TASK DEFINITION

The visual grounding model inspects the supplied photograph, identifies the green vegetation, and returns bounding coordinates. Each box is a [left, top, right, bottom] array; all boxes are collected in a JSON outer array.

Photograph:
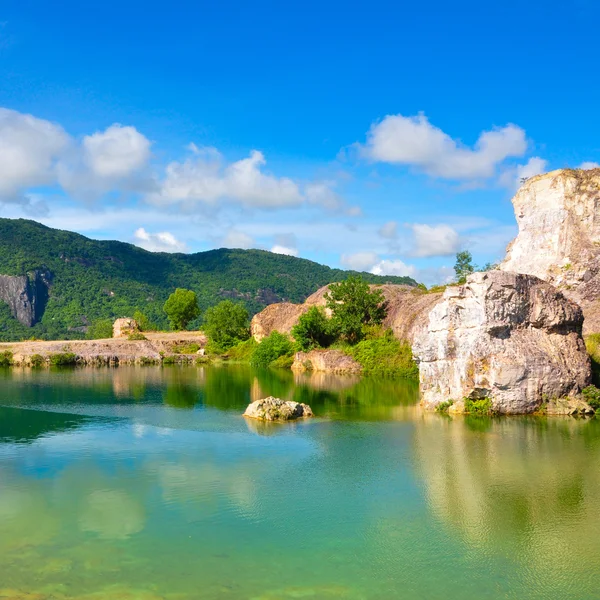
[[86, 319, 113, 340], [127, 332, 147, 341], [292, 306, 336, 351], [454, 251, 475, 284], [163, 288, 200, 331], [29, 354, 45, 367], [346, 328, 418, 378], [172, 342, 200, 354], [228, 337, 258, 361], [203, 300, 250, 352], [133, 310, 155, 332], [250, 331, 295, 368], [582, 385, 600, 409], [585, 334, 600, 385], [436, 399, 454, 413], [0, 350, 14, 366], [0, 218, 416, 341], [325, 276, 387, 344], [49, 352, 78, 366], [464, 397, 494, 416]]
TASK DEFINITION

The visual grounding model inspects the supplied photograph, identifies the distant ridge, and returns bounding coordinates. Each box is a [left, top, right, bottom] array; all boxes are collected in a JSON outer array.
[[0, 218, 417, 341]]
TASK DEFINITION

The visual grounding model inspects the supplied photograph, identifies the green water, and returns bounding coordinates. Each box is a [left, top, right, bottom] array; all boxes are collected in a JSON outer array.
[[1, 366, 600, 599]]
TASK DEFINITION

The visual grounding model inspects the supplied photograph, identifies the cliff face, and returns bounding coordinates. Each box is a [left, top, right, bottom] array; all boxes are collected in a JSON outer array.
[[500, 168, 600, 332], [0, 270, 51, 326]]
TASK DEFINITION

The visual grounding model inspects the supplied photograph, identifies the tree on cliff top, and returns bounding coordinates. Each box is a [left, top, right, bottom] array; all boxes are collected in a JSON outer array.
[[454, 251, 475, 284], [325, 276, 387, 344], [203, 300, 250, 352], [163, 288, 200, 331]]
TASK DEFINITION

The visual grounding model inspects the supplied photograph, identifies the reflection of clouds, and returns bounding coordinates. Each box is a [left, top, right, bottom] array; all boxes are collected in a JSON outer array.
[[79, 490, 145, 539], [414, 414, 600, 587]]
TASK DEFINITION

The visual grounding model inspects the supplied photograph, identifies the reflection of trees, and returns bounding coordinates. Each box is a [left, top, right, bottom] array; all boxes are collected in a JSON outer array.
[[162, 369, 201, 409], [413, 414, 600, 585]]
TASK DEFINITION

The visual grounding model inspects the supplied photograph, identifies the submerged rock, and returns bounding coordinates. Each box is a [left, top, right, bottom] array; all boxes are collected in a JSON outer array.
[[413, 271, 591, 414], [243, 397, 314, 421]]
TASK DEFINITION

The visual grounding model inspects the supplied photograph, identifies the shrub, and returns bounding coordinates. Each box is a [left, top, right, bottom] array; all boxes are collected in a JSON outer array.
[[133, 310, 155, 332], [86, 319, 113, 340], [346, 329, 418, 378], [0, 350, 14, 366], [228, 337, 258, 361], [128, 332, 147, 341], [203, 300, 250, 352], [163, 288, 200, 331], [582, 385, 600, 409], [464, 397, 494, 416], [325, 276, 387, 344], [195, 355, 211, 365], [162, 355, 177, 365], [436, 400, 454, 413], [270, 354, 295, 369], [292, 306, 337, 351], [138, 356, 159, 366], [30, 354, 45, 368], [585, 334, 600, 385], [49, 352, 78, 366], [172, 342, 200, 354], [250, 331, 294, 368]]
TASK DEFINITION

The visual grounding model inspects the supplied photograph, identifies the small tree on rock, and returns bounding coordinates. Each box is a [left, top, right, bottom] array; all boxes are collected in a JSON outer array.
[[454, 251, 475, 284], [325, 276, 387, 345], [163, 288, 200, 331], [204, 300, 250, 352]]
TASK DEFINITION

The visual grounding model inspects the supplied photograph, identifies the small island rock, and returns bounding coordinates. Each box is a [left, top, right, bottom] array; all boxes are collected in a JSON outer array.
[[243, 397, 314, 421]]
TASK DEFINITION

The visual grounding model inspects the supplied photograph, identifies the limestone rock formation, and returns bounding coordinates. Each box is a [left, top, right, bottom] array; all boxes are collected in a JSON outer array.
[[412, 271, 591, 414], [292, 349, 363, 374], [0, 270, 51, 326], [500, 168, 600, 333], [112, 318, 139, 338], [251, 284, 441, 343], [243, 397, 314, 421]]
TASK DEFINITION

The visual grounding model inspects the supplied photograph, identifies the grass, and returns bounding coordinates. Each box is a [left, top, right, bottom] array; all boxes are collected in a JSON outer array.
[[585, 334, 600, 385], [435, 399, 454, 413], [0, 350, 13, 366], [172, 342, 200, 354], [464, 397, 494, 416], [127, 332, 148, 341], [49, 352, 78, 366], [226, 337, 259, 361]]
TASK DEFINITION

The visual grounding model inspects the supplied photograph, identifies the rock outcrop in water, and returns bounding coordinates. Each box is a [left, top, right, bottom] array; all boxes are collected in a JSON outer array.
[[0, 269, 51, 326], [243, 397, 314, 421], [412, 271, 591, 414], [500, 168, 600, 333]]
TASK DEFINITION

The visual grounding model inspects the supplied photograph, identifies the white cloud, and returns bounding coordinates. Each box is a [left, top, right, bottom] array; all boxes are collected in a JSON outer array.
[[361, 113, 527, 180], [579, 161, 600, 170], [370, 259, 416, 278], [0, 108, 69, 203], [270, 245, 298, 256], [83, 124, 151, 178], [499, 156, 547, 190], [341, 251, 380, 271], [411, 223, 461, 257], [378, 221, 398, 239], [148, 148, 303, 209], [133, 228, 187, 252], [221, 230, 256, 249]]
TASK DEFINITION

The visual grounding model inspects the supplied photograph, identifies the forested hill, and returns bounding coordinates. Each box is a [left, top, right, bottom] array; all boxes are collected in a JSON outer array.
[[0, 218, 418, 341]]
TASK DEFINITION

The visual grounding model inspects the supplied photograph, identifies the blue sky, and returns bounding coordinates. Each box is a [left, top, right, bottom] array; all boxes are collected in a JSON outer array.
[[1, 0, 599, 284]]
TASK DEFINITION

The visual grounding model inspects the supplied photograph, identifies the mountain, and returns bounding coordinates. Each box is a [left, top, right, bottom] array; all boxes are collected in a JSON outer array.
[[0, 218, 418, 341]]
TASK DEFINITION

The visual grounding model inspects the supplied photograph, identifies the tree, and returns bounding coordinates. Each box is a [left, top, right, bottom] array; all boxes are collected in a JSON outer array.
[[203, 300, 250, 351], [86, 319, 113, 340], [133, 310, 153, 332], [292, 306, 337, 351], [250, 331, 294, 367], [163, 288, 200, 331], [325, 276, 387, 345], [454, 251, 475, 284]]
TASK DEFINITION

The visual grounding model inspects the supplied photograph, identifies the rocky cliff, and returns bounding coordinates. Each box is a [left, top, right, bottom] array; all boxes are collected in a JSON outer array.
[[412, 271, 590, 413], [500, 168, 600, 333], [0, 270, 51, 326]]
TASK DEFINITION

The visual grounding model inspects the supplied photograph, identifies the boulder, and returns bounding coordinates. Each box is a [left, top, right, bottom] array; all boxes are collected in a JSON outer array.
[[500, 168, 600, 333], [412, 271, 591, 414], [113, 318, 139, 339], [292, 349, 362, 374], [243, 397, 314, 421]]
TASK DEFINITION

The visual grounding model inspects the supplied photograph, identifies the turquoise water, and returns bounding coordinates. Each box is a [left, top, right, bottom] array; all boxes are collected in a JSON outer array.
[[1, 365, 600, 599]]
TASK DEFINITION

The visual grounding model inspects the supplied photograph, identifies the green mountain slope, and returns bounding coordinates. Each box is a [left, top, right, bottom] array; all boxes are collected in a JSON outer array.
[[0, 218, 418, 341]]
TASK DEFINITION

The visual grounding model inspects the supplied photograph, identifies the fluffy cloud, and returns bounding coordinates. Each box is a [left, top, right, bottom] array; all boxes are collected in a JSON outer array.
[[83, 124, 151, 178], [133, 228, 187, 252], [270, 245, 298, 256], [148, 148, 303, 209], [410, 223, 461, 257], [341, 251, 380, 271], [221, 230, 256, 249], [370, 259, 416, 277], [361, 113, 527, 180], [0, 108, 69, 203], [579, 161, 600, 170], [500, 156, 547, 190]]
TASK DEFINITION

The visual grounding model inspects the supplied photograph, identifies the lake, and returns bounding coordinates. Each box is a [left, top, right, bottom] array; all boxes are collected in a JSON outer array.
[[1, 365, 600, 599]]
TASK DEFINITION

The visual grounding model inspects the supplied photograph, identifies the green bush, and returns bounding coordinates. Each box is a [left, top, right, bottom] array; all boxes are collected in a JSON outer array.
[[228, 337, 258, 361], [346, 329, 418, 378], [582, 385, 600, 409], [133, 310, 155, 332], [162, 355, 177, 365], [270, 354, 295, 369], [49, 352, 78, 366], [586, 334, 600, 386], [0, 350, 14, 366], [128, 332, 147, 341], [436, 400, 454, 413], [163, 288, 200, 331], [325, 276, 387, 344], [464, 397, 494, 416], [29, 354, 45, 367], [292, 306, 337, 351], [203, 300, 250, 352], [172, 342, 200, 354], [251, 331, 295, 368], [138, 356, 160, 366], [86, 319, 113, 340]]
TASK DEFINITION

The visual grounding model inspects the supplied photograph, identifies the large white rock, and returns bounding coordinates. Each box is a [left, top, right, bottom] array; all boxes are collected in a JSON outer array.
[[412, 271, 591, 414], [243, 397, 314, 421]]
